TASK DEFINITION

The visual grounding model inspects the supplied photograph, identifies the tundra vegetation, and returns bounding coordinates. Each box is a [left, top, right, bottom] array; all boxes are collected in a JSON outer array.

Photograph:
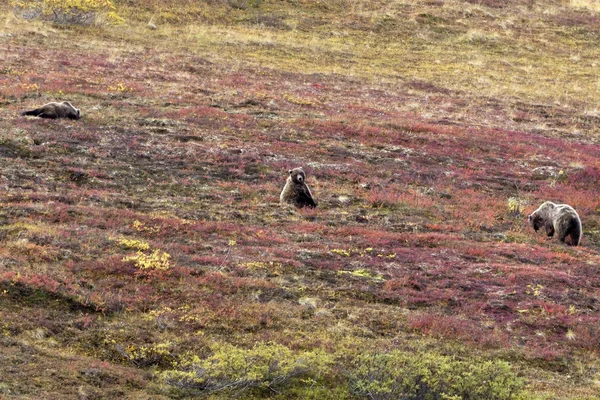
[[1, 0, 600, 398]]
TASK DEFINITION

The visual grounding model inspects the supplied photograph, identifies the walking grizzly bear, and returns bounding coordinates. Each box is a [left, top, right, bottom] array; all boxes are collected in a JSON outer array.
[[280, 167, 317, 208], [21, 101, 81, 120], [528, 201, 582, 246]]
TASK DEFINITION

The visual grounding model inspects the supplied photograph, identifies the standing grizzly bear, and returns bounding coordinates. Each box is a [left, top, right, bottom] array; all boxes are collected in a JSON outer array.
[[280, 167, 317, 208], [528, 201, 582, 246], [21, 102, 81, 120]]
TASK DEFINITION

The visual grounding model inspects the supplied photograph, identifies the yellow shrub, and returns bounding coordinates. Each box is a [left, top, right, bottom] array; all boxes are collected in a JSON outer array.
[[132, 220, 160, 234], [123, 249, 171, 271], [117, 238, 150, 251], [108, 82, 133, 92], [507, 197, 523, 215], [330, 248, 351, 257]]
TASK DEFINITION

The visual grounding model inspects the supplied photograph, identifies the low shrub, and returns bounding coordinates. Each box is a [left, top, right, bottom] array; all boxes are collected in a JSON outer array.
[[159, 341, 333, 396], [347, 351, 525, 400], [123, 249, 171, 271], [159, 341, 525, 399]]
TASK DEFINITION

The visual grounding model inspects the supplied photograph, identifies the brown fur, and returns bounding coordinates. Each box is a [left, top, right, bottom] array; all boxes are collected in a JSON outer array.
[[21, 102, 80, 120], [280, 167, 317, 208], [528, 201, 582, 246]]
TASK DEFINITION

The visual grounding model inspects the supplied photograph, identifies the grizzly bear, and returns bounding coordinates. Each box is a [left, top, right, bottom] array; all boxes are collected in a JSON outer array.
[[528, 201, 582, 246], [280, 167, 317, 208], [21, 102, 81, 120]]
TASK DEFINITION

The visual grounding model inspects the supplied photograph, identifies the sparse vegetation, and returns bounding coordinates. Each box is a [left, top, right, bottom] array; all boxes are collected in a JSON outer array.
[[10, 0, 121, 25], [2, 0, 600, 399]]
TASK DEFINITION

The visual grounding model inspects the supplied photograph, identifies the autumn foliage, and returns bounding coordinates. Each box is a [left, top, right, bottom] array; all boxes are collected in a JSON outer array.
[[2, 0, 600, 399]]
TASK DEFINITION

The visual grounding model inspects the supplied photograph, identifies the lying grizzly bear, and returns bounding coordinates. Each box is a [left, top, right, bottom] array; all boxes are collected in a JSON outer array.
[[21, 101, 80, 120]]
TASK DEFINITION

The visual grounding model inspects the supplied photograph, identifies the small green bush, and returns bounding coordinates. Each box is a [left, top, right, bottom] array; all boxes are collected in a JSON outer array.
[[159, 342, 333, 396], [347, 351, 525, 400]]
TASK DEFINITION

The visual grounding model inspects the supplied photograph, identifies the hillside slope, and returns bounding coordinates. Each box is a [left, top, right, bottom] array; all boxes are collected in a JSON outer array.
[[1, 0, 600, 398]]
